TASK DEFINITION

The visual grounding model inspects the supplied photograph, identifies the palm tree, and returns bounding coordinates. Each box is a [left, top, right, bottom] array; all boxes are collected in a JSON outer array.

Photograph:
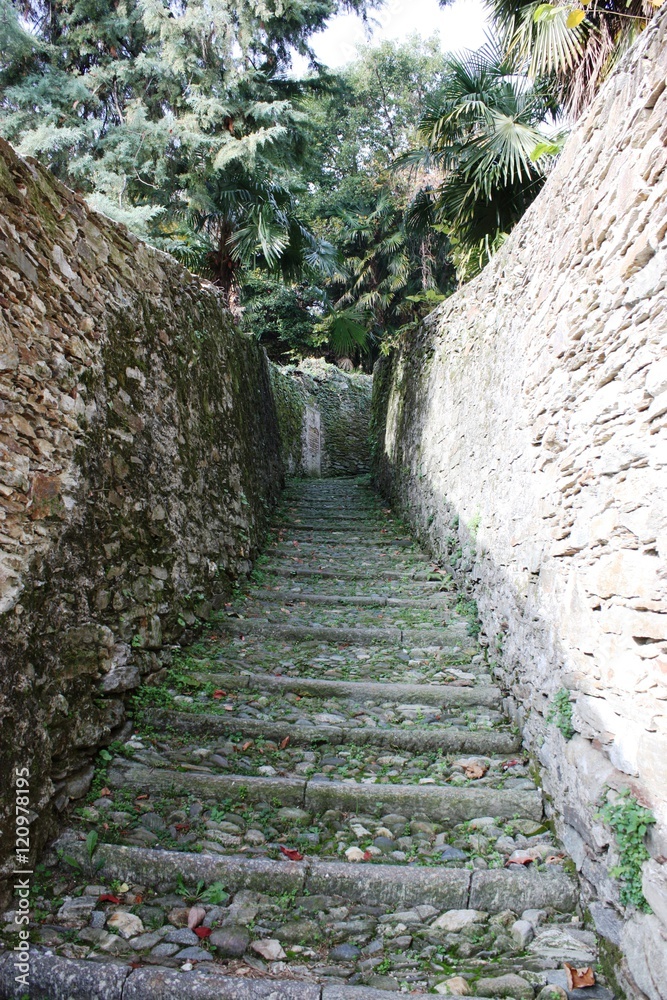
[[400, 38, 559, 280], [162, 165, 338, 311], [321, 189, 452, 361], [484, 0, 659, 117]]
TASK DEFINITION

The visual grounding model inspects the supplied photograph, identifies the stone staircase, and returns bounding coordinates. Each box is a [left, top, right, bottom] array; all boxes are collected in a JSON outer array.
[[0, 478, 611, 999]]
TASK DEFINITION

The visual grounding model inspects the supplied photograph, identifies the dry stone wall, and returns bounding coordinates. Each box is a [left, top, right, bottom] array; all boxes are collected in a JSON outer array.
[[371, 11, 667, 998], [0, 138, 285, 898], [271, 358, 373, 477]]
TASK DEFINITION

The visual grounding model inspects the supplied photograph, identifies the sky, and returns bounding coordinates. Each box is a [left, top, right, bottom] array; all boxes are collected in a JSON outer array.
[[295, 0, 489, 71]]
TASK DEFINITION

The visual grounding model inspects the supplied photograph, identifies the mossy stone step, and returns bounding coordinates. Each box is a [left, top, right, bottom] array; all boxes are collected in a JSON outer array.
[[144, 709, 521, 754], [247, 591, 451, 608], [220, 621, 461, 647], [269, 544, 429, 561], [54, 835, 577, 912], [144, 709, 523, 754], [107, 762, 542, 823], [189, 671, 500, 706]]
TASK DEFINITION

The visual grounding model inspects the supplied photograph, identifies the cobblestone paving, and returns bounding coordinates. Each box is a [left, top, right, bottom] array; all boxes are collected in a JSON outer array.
[[0, 479, 615, 1000]]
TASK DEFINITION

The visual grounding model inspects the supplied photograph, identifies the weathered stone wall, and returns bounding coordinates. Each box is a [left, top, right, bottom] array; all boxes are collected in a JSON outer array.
[[271, 358, 373, 477], [0, 139, 285, 897], [371, 12, 667, 998]]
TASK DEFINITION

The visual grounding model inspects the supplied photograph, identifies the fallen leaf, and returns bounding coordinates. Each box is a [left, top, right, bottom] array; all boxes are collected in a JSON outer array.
[[100, 787, 111, 797], [545, 853, 565, 864], [174, 822, 190, 832], [136, 794, 149, 800], [194, 926, 211, 938], [279, 845, 304, 861], [118, 883, 130, 893], [565, 964, 595, 989], [188, 906, 206, 929], [212, 690, 226, 699], [362, 850, 373, 861], [501, 759, 523, 770], [99, 894, 121, 903], [464, 763, 487, 779], [129, 962, 142, 969], [280, 736, 290, 749], [241, 740, 253, 751], [135, 895, 143, 904]]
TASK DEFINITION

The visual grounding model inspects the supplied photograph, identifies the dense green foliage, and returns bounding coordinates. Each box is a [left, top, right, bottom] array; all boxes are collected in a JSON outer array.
[[1, 0, 659, 360]]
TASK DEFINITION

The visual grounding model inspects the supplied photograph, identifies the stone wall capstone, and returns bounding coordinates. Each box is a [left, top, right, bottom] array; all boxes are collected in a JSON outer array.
[[0, 138, 285, 898], [371, 11, 667, 998]]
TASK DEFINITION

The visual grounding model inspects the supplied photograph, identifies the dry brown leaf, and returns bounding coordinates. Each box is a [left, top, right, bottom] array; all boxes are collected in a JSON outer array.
[[565, 964, 595, 989], [280, 736, 290, 749], [464, 763, 487, 779]]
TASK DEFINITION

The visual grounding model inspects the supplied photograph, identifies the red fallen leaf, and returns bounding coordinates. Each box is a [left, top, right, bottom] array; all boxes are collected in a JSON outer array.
[[279, 845, 304, 861], [501, 759, 522, 771], [136, 794, 149, 800], [212, 690, 226, 699], [280, 736, 290, 749], [362, 850, 373, 861], [135, 895, 143, 904], [241, 740, 253, 751], [223, 705, 235, 712], [99, 894, 121, 903], [565, 965, 595, 989], [545, 853, 565, 864], [129, 962, 142, 969], [194, 927, 211, 938], [174, 822, 190, 832], [100, 787, 111, 796]]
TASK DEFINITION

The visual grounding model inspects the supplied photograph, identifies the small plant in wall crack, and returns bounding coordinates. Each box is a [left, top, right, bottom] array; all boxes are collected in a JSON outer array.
[[546, 687, 575, 739], [599, 789, 655, 911]]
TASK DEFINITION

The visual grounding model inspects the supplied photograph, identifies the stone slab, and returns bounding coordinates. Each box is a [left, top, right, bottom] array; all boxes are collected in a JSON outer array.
[[191, 671, 500, 707], [469, 868, 578, 913], [107, 763, 307, 804], [149, 709, 522, 754], [305, 860, 470, 909], [0, 949, 129, 999], [54, 837, 307, 896], [123, 968, 321, 999], [305, 780, 542, 823]]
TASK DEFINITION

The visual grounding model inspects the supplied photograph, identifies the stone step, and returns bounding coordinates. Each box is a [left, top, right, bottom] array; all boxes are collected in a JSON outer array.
[[144, 709, 523, 754], [54, 835, 577, 913], [280, 514, 390, 523], [248, 591, 451, 608], [280, 525, 413, 538], [132, 730, 531, 790], [0, 949, 457, 1000], [107, 762, 543, 824], [230, 607, 469, 637], [269, 544, 429, 562], [188, 671, 500, 706], [265, 563, 446, 582], [220, 621, 459, 647]]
